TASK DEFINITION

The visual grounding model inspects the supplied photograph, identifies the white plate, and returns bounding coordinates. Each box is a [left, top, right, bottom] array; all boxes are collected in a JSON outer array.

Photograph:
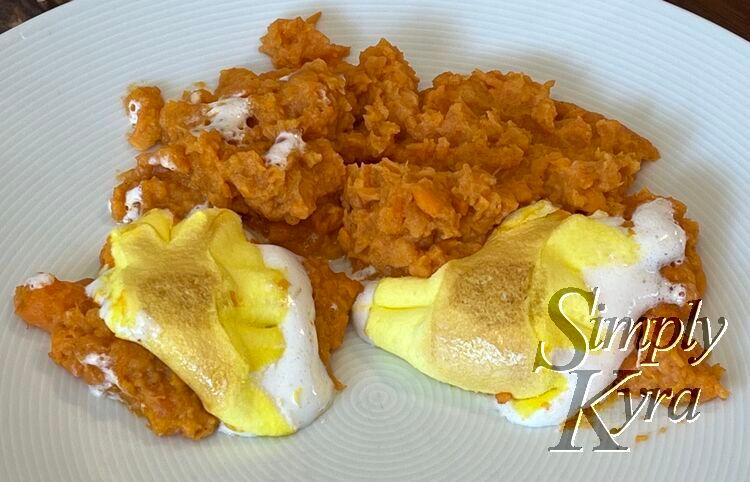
[[1, 0, 748, 480]]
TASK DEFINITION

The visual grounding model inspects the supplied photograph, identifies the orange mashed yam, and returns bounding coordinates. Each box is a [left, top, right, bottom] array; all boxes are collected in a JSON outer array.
[[303, 258, 363, 389], [15, 13, 727, 438], [125, 86, 164, 151], [111, 13, 658, 274]]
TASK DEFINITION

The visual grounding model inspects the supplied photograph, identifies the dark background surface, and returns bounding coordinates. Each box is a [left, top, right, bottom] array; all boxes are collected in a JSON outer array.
[[0, 0, 748, 39]]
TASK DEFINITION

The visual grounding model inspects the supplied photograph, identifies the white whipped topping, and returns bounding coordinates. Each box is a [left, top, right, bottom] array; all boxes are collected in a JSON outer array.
[[128, 99, 140, 125], [121, 185, 143, 224], [327, 256, 352, 274], [319, 89, 331, 105], [264, 132, 305, 168], [351, 282, 377, 345], [147, 152, 177, 171], [125, 311, 162, 343], [81, 353, 120, 398], [23, 273, 54, 290], [584, 198, 687, 323], [328, 257, 378, 282], [256, 245, 334, 432], [197, 97, 251, 142], [589, 210, 627, 232], [218, 423, 256, 437], [187, 202, 211, 217], [351, 265, 377, 281]]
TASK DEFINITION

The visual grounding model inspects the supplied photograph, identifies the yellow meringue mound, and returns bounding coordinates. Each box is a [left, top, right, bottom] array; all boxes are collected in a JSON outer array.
[[88, 208, 294, 436], [359, 201, 639, 399]]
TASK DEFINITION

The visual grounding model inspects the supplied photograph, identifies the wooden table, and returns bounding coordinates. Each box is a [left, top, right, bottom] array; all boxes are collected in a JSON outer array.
[[1, 0, 748, 40], [668, 0, 749, 40]]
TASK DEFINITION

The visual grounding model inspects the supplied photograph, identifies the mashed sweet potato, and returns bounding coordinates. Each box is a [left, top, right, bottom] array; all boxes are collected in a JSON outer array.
[[339, 159, 520, 277], [111, 13, 658, 275]]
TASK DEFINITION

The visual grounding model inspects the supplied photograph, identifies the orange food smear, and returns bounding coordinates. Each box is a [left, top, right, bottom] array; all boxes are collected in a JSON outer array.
[[495, 392, 512, 404], [303, 258, 363, 389], [125, 86, 164, 151]]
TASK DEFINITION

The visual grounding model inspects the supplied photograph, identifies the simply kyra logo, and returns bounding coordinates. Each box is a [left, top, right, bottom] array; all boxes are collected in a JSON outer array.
[[537, 287, 728, 452]]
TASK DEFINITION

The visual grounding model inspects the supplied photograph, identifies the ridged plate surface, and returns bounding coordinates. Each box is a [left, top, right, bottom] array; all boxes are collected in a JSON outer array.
[[0, 0, 748, 480]]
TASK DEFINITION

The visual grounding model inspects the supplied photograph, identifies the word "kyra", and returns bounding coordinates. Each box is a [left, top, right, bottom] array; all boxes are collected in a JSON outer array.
[[536, 287, 728, 452]]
